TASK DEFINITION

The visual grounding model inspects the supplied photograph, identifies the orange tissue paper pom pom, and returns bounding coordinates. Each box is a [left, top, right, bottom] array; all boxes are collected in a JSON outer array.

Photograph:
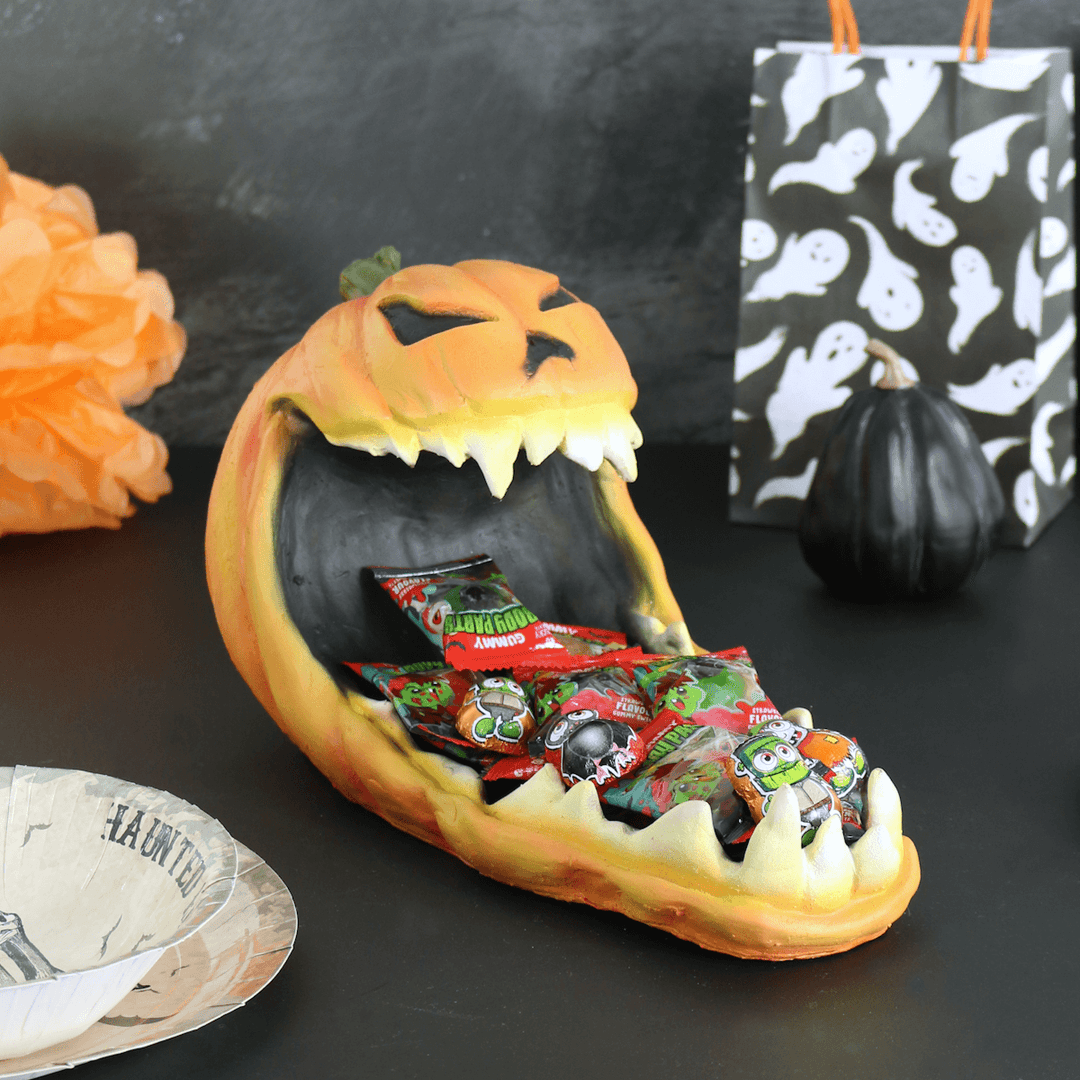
[[0, 153, 186, 536]]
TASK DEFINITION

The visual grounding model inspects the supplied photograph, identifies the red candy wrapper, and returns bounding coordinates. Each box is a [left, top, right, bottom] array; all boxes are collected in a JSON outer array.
[[371, 555, 550, 670], [634, 649, 784, 751]]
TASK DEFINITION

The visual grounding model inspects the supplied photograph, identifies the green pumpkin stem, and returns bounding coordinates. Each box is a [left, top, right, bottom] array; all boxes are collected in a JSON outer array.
[[867, 338, 917, 390], [339, 246, 402, 300]]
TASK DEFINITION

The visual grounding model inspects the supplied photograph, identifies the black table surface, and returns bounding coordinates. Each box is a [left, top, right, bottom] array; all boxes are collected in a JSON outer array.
[[1, 444, 1076, 1080]]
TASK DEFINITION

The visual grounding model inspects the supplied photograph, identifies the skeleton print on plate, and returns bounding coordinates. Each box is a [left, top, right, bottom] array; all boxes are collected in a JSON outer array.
[[734, 45, 1075, 546], [0, 910, 62, 986]]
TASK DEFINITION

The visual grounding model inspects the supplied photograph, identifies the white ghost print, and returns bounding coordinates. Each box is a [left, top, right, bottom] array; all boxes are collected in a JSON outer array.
[[753, 459, 819, 508], [745, 230, 850, 303], [735, 326, 788, 382], [781, 54, 864, 146], [1061, 456, 1076, 487], [1063, 71, 1075, 114], [981, 437, 1026, 466], [1035, 313, 1076, 379], [1058, 158, 1075, 192], [1027, 146, 1049, 203], [892, 159, 958, 247], [729, 463, 741, 497], [1040, 216, 1069, 259], [733, 408, 753, 422], [768, 128, 876, 195], [959, 54, 1051, 92], [948, 246, 1002, 354], [745, 153, 756, 184], [765, 321, 869, 459], [742, 220, 778, 263], [947, 314, 1075, 415], [754, 49, 776, 67], [1013, 230, 1043, 336], [949, 114, 1039, 203], [876, 58, 942, 155], [1031, 401, 1066, 485], [948, 361, 1040, 415], [1014, 470, 1039, 528], [848, 215, 923, 331], [1044, 247, 1075, 297]]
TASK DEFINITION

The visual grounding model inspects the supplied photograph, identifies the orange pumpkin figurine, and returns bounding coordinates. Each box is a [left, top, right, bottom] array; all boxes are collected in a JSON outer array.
[[206, 249, 919, 959]]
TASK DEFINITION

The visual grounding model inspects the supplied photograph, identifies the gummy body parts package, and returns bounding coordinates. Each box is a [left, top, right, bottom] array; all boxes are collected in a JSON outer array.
[[371, 555, 548, 670]]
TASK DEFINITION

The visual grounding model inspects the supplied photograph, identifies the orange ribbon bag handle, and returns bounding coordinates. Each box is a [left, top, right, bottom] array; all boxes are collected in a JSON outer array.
[[827, 0, 995, 60]]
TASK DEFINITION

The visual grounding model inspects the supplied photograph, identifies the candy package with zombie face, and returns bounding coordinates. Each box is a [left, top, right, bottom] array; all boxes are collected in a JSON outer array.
[[349, 660, 496, 769], [371, 555, 548, 670], [523, 662, 651, 789], [725, 732, 841, 846], [601, 724, 754, 845], [751, 717, 869, 839], [634, 648, 784, 747], [455, 674, 536, 754]]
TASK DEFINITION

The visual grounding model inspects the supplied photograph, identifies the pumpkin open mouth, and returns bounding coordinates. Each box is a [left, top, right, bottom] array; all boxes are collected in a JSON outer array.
[[207, 258, 919, 960], [277, 412, 664, 678]]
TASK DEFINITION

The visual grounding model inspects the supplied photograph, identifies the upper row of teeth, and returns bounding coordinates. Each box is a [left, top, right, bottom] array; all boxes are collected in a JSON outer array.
[[334, 407, 643, 498]]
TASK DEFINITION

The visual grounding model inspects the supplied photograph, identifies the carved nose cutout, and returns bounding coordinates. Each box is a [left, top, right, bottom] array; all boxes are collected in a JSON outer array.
[[525, 332, 575, 376], [538, 287, 579, 311], [380, 302, 489, 346]]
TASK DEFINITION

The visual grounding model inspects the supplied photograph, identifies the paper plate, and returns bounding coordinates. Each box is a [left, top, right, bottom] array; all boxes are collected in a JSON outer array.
[[0, 767, 237, 1059], [0, 837, 296, 1079]]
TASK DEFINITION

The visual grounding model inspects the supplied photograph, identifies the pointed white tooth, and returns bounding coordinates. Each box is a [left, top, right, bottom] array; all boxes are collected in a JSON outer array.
[[552, 777, 607, 827], [627, 613, 695, 655], [522, 415, 565, 466], [490, 763, 566, 819], [783, 707, 814, 729], [736, 785, 804, 900], [851, 823, 902, 893], [417, 429, 468, 467], [602, 423, 638, 481], [385, 429, 420, 466], [802, 814, 855, 909], [560, 428, 606, 472], [628, 799, 733, 882], [464, 427, 522, 498], [865, 768, 902, 847]]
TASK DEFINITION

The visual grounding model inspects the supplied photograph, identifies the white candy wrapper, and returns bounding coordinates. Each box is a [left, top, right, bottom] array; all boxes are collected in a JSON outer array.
[[0, 767, 237, 1059]]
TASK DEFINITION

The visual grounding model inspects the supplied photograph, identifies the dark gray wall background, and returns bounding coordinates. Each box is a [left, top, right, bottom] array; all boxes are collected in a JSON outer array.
[[1, 0, 1077, 447]]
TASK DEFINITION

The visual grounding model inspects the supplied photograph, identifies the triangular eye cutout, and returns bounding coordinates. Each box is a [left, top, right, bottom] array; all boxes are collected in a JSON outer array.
[[525, 332, 575, 376], [380, 302, 489, 346], [538, 287, 579, 311]]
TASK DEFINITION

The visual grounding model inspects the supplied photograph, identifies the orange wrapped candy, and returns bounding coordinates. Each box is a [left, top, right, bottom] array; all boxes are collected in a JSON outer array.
[[0, 154, 186, 536]]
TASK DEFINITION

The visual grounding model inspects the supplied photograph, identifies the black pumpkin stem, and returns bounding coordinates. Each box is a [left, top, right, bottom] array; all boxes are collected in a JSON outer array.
[[339, 246, 402, 300], [867, 338, 917, 390]]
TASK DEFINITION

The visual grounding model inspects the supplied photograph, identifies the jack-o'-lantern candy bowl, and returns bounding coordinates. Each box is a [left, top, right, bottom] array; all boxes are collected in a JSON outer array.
[[205, 253, 919, 960]]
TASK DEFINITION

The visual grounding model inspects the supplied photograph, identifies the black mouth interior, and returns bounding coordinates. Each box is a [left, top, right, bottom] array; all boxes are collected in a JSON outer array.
[[275, 411, 638, 686]]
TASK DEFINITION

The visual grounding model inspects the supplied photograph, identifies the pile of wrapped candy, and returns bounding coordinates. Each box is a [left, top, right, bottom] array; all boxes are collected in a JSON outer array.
[[350, 556, 869, 853]]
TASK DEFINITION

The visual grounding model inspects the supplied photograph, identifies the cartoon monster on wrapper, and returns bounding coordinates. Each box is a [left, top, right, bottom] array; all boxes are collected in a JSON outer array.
[[456, 676, 535, 753], [725, 732, 841, 845], [205, 248, 920, 960]]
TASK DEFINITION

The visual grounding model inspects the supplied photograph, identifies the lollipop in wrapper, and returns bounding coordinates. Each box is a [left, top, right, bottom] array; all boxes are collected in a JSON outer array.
[[350, 660, 496, 769], [370, 556, 549, 670], [456, 675, 535, 754], [751, 717, 869, 840], [725, 732, 841, 846]]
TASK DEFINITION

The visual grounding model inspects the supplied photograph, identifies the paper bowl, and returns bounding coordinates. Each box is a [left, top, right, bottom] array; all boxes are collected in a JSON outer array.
[[0, 767, 237, 1060]]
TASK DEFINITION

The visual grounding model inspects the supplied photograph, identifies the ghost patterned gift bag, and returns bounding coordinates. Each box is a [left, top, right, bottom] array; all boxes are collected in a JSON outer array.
[[730, 0, 1075, 546]]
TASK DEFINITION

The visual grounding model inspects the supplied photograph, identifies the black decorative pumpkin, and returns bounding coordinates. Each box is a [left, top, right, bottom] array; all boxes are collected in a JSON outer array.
[[798, 340, 1005, 601]]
